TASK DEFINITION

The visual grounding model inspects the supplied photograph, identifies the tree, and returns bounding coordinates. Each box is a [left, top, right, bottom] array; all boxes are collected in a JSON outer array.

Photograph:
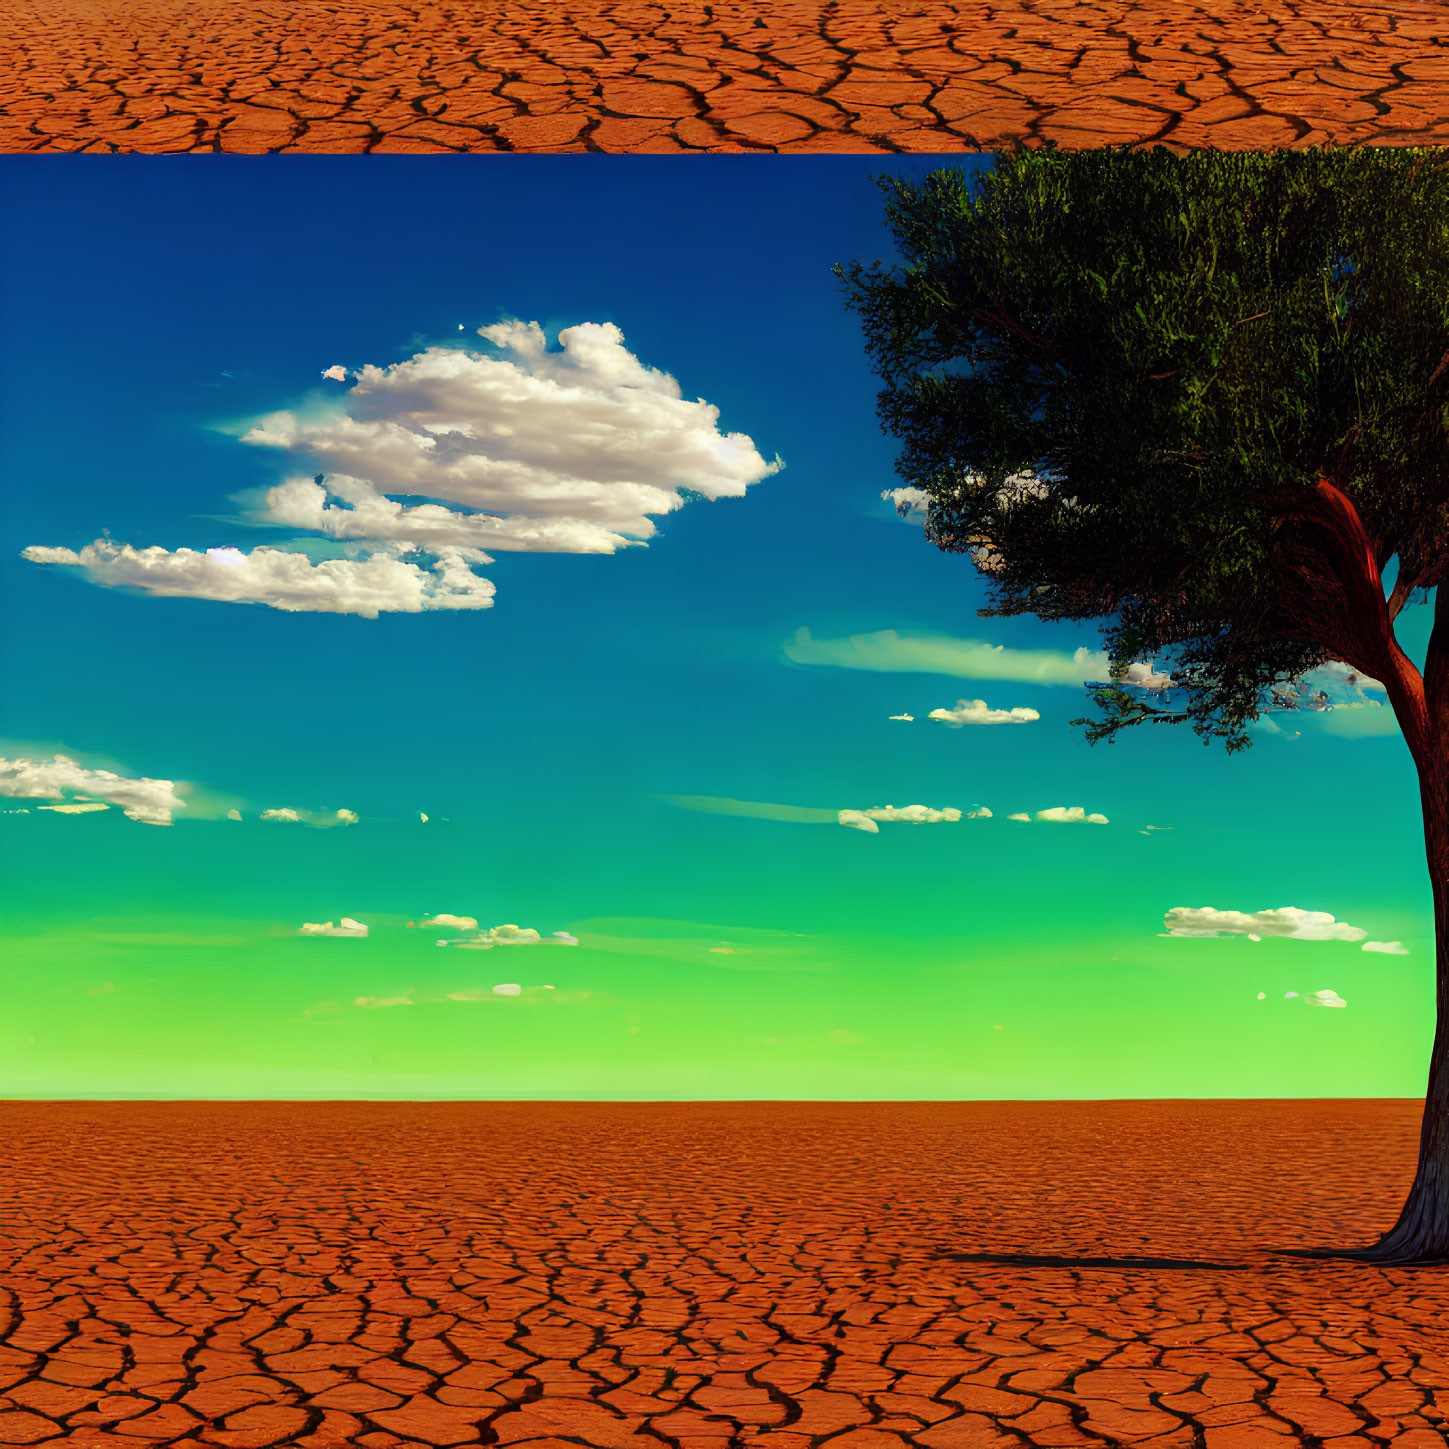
[[837, 145, 1449, 1263]]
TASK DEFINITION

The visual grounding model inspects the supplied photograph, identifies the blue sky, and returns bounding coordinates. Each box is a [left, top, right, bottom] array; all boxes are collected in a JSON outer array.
[[0, 156, 1436, 1098]]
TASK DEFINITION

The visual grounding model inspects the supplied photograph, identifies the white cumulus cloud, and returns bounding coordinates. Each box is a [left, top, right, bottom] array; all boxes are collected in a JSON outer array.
[[1304, 989, 1348, 1008], [0, 754, 185, 825], [928, 698, 1041, 726], [838, 810, 880, 834], [321, 365, 348, 382], [1362, 940, 1408, 955], [246, 321, 781, 557], [1007, 812, 1031, 822], [23, 540, 496, 618], [1162, 906, 1369, 942]]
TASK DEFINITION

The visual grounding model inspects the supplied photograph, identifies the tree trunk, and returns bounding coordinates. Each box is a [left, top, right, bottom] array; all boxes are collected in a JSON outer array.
[[1359, 753, 1449, 1263]]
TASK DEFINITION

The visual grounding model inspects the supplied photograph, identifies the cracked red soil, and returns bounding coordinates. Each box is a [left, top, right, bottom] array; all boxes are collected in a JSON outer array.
[[1, 1099, 1446, 1449], [1, 0, 1447, 153]]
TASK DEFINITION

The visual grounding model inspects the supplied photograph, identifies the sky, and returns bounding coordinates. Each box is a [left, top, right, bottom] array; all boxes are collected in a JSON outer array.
[[0, 156, 1437, 1100]]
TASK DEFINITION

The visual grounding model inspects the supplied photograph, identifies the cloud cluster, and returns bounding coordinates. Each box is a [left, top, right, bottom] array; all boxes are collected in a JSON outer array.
[[0, 754, 185, 825], [1163, 906, 1368, 942], [784, 627, 1108, 684], [299, 917, 369, 937], [839, 803, 963, 833], [24, 322, 779, 616], [928, 698, 1041, 726], [23, 541, 496, 618]]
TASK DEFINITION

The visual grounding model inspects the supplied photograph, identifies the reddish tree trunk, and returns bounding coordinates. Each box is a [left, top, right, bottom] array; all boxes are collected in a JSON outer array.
[[1296, 483, 1449, 1261], [1363, 754, 1449, 1262]]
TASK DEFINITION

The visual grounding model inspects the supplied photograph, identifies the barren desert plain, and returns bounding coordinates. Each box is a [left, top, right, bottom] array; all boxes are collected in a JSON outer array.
[[2, 0, 1448, 152], [1, 1099, 1446, 1448]]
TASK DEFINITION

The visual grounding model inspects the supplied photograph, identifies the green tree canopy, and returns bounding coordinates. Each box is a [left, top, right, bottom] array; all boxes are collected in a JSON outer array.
[[838, 145, 1449, 1261], [839, 146, 1449, 755]]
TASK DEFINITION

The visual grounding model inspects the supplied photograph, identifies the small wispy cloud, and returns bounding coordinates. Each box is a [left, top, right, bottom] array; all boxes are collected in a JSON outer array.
[[880, 486, 930, 523], [784, 627, 1107, 685], [261, 806, 359, 827], [666, 795, 838, 825], [928, 698, 1040, 726], [433, 923, 580, 950], [299, 917, 369, 938], [441, 984, 559, 1003], [1362, 940, 1408, 955]]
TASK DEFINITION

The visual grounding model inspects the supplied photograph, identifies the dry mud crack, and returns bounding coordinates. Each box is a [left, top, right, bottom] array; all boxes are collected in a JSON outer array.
[[1, 0, 1447, 152], [2, 1100, 1447, 1447]]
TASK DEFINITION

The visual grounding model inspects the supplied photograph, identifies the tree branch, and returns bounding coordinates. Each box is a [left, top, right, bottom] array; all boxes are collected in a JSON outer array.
[[1309, 479, 1431, 758]]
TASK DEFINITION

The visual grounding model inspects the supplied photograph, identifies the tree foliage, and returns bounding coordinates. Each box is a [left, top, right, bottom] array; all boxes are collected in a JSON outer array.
[[837, 146, 1449, 753]]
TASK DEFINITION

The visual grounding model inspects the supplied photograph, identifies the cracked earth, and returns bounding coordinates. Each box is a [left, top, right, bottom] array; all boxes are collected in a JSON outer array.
[[1, 0, 1447, 153], [1, 1100, 1447, 1449]]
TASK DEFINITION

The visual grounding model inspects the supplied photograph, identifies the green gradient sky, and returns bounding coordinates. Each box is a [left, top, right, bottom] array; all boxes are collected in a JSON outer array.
[[0, 157, 1437, 1099]]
